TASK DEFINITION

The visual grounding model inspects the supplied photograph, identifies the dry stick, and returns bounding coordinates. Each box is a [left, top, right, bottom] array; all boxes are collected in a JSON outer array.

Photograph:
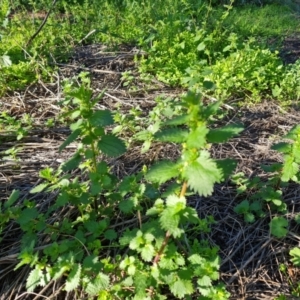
[[152, 181, 188, 265], [26, 0, 59, 47]]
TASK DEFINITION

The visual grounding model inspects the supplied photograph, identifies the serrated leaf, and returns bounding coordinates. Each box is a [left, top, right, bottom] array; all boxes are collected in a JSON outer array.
[[133, 272, 148, 298], [271, 142, 291, 154], [26, 268, 42, 292], [290, 247, 300, 267], [98, 134, 126, 157], [59, 129, 81, 152], [65, 264, 81, 292], [119, 199, 135, 213], [234, 200, 249, 214], [215, 158, 237, 180], [169, 278, 194, 299], [30, 183, 49, 194], [154, 128, 188, 143], [183, 151, 222, 196], [145, 160, 179, 184], [284, 125, 300, 140], [270, 217, 288, 238], [163, 114, 190, 126], [86, 273, 110, 295], [141, 243, 155, 262], [186, 125, 209, 148], [281, 156, 299, 182], [203, 81, 215, 90], [5, 189, 20, 208], [0, 54, 12, 67], [61, 152, 82, 172], [160, 207, 182, 237], [88, 110, 114, 127], [17, 208, 39, 227], [207, 124, 244, 143], [104, 229, 117, 241], [244, 212, 255, 223]]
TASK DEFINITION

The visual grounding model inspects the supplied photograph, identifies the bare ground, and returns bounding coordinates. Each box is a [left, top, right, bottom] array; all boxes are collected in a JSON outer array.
[[1, 39, 300, 299]]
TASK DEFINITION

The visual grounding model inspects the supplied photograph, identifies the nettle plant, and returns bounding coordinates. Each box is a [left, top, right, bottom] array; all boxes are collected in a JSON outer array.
[[5, 73, 246, 299], [233, 125, 300, 237]]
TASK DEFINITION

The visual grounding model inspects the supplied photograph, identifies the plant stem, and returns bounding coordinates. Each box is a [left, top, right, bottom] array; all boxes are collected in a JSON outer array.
[[152, 181, 188, 265]]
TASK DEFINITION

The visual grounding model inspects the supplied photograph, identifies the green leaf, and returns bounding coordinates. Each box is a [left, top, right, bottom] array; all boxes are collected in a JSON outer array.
[[215, 158, 237, 180], [203, 80, 215, 90], [234, 200, 249, 214], [145, 160, 179, 184], [26, 267, 42, 292], [133, 272, 148, 298], [104, 229, 117, 241], [270, 217, 288, 238], [281, 155, 299, 182], [88, 110, 114, 127], [186, 125, 209, 148], [183, 151, 222, 196], [61, 152, 82, 172], [290, 247, 300, 267], [154, 128, 188, 143], [164, 114, 190, 126], [30, 183, 48, 194], [271, 142, 291, 154], [197, 42, 206, 51], [86, 273, 110, 295], [160, 207, 182, 238], [169, 278, 194, 299], [17, 208, 38, 227], [284, 125, 300, 140], [141, 243, 155, 262], [98, 134, 126, 157], [65, 264, 81, 292], [207, 124, 244, 143], [59, 129, 81, 152], [0, 55, 12, 67], [244, 212, 255, 223], [5, 189, 20, 208]]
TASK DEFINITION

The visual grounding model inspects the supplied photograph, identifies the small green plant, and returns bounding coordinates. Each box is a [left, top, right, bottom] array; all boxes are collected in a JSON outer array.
[[233, 124, 300, 237], [1, 73, 249, 298]]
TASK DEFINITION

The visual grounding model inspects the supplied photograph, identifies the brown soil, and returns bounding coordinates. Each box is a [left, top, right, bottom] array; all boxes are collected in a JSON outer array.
[[1, 43, 300, 300]]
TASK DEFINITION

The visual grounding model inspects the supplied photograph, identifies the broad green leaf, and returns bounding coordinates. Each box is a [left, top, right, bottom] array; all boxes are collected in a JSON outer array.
[[163, 114, 190, 126], [119, 199, 135, 213], [284, 125, 300, 140], [133, 272, 148, 298], [104, 229, 117, 241], [203, 80, 215, 90], [5, 189, 20, 208], [281, 155, 299, 182], [30, 183, 48, 194], [234, 200, 249, 214], [86, 273, 110, 295], [169, 278, 194, 299], [65, 264, 81, 292], [290, 247, 300, 267], [183, 151, 222, 196], [98, 134, 126, 157], [141, 140, 151, 153], [141, 243, 155, 262], [0, 54, 11, 67], [145, 160, 180, 184], [88, 110, 114, 127], [201, 101, 221, 119], [270, 217, 288, 238], [186, 125, 209, 148], [207, 124, 244, 143], [197, 42, 206, 51], [271, 142, 291, 154], [61, 152, 82, 172], [215, 158, 237, 180], [59, 129, 81, 152], [154, 128, 188, 143], [26, 267, 42, 292], [17, 208, 39, 227], [159, 207, 182, 237], [183, 91, 201, 105], [244, 212, 255, 223]]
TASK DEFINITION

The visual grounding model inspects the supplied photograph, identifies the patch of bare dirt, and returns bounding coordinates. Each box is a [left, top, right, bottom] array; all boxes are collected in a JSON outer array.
[[1, 43, 300, 300]]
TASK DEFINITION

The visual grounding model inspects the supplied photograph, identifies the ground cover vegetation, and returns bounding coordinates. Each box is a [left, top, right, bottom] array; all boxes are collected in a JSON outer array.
[[2, 0, 300, 299]]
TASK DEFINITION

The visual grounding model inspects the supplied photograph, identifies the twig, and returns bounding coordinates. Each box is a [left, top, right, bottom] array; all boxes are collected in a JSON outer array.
[[26, 0, 58, 47]]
